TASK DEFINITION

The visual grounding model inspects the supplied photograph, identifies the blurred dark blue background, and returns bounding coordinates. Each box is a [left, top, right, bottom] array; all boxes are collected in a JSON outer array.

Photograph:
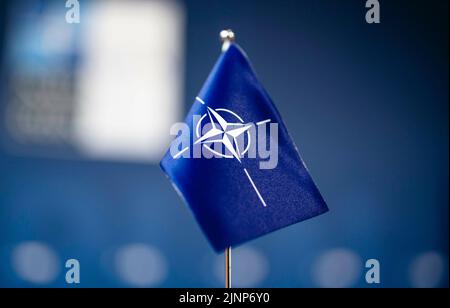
[[0, 0, 448, 287]]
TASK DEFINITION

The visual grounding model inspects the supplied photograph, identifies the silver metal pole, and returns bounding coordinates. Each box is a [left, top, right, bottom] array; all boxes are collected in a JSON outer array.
[[220, 29, 235, 289]]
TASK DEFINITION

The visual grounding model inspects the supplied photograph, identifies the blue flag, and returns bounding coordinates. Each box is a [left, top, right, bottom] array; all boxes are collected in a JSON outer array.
[[160, 43, 328, 252]]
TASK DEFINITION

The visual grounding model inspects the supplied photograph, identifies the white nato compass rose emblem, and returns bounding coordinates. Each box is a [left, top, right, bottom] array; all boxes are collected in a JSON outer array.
[[193, 96, 270, 207], [194, 104, 252, 162]]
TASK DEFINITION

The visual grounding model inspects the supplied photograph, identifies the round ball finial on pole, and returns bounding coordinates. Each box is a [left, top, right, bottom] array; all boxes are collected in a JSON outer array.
[[220, 29, 235, 52]]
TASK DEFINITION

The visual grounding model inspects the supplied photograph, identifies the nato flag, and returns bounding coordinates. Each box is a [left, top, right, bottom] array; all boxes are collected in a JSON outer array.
[[160, 43, 328, 252]]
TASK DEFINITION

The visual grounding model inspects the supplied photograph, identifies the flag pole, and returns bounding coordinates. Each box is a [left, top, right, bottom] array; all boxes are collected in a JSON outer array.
[[225, 246, 232, 288], [220, 29, 235, 289]]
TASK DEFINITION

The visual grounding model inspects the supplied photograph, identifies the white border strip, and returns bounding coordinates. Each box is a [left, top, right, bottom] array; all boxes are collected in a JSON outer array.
[[173, 147, 189, 158], [196, 96, 206, 105], [243, 168, 267, 207], [256, 119, 271, 126]]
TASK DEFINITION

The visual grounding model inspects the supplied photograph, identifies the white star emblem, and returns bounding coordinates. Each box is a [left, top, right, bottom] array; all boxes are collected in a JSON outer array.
[[195, 107, 252, 163], [170, 96, 272, 207]]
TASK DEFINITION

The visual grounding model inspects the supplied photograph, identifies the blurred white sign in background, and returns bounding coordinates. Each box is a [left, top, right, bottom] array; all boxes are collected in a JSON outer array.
[[75, 0, 185, 162]]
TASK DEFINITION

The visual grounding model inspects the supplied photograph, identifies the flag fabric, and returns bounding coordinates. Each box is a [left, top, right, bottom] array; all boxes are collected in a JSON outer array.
[[160, 43, 328, 252]]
